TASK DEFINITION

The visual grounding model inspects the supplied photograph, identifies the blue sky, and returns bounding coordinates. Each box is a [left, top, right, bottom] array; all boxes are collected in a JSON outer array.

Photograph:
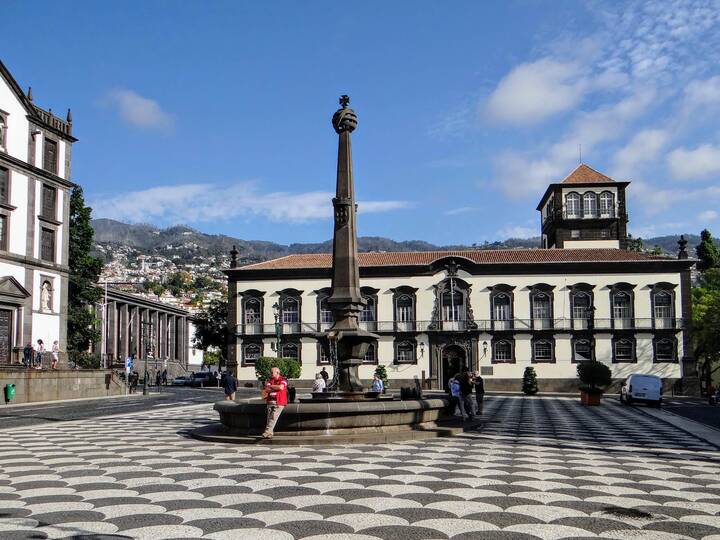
[[4, 0, 720, 245]]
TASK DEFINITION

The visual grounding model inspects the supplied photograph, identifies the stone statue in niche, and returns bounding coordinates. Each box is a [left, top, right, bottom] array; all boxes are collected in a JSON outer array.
[[40, 281, 51, 312]]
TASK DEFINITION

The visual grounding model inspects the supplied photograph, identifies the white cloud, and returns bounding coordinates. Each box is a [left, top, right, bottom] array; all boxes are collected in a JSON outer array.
[[497, 224, 537, 239], [612, 128, 669, 177], [683, 75, 720, 110], [699, 209, 719, 222], [667, 144, 720, 180], [103, 89, 174, 130], [444, 207, 475, 216], [90, 181, 410, 225], [631, 179, 720, 215], [484, 59, 588, 125]]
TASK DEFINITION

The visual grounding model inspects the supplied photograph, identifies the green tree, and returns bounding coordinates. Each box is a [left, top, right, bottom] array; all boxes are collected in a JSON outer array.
[[374, 365, 389, 388], [692, 268, 720, 391], [522, 367, 538, 395], [696, 229, 720, 273], [193, 299, 229, 364], [67, 186, 103, 353], [626, 234, 644, 252]]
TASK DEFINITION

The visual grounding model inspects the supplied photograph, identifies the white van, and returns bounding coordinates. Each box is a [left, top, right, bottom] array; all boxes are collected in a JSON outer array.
[[620, 374, 663, 407]]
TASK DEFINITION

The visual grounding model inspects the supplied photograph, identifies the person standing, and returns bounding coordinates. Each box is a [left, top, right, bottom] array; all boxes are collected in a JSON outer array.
[[50, 341, 60, 370], [161, 369, 168, 386], [473, 371, 485, 414], [448, 374, 462, 417], [459, 370, 474, 420], [312, 373, 326, 393], [223, 370, 237, 401], [35, 339, 45, 369], [320, 367, 329, 385], [262, 366, 288, 439], [371, 374, 384, 393], [22, 343, 32, 369]]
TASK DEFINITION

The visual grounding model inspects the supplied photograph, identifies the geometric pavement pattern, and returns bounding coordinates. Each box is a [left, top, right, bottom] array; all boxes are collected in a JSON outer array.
[[1, 396, 719, 540]]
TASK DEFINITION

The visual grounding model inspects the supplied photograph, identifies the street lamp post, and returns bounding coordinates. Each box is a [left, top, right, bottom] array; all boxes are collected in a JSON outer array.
[[272, 302, 281, 358]]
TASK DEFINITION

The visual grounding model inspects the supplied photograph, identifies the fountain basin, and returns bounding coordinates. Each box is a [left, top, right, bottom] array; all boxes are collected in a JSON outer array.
[[192, 397, 464, 445]]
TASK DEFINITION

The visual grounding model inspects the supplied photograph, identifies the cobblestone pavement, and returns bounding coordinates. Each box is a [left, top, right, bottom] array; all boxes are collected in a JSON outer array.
[[1, 396, 719, 540]]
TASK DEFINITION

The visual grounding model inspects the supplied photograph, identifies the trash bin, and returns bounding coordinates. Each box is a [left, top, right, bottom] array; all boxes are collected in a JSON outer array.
[[4, 383, 16, 404]]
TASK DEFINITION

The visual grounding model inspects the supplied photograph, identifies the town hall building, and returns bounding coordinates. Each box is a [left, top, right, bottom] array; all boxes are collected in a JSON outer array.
[[0, 60, 75, 363], [226, 164, 696, 392]]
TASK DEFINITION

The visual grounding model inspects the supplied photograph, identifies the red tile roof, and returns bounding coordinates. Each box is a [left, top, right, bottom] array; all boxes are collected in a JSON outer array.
[[562, 164, 615, 184], [239, 249, 667, 270]]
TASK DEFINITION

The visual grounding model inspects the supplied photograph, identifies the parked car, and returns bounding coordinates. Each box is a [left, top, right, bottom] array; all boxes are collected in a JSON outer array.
[[190, 372, 214, 388], [620, 374, 662, 407], [171, 376, 190, 386]]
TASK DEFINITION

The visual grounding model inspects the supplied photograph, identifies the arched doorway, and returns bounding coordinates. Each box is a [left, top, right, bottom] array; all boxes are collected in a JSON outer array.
[[441, 345, 467, 391]]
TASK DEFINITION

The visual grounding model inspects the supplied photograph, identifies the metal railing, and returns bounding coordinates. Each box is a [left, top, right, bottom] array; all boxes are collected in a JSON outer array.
[[236, 317, 684, 335]]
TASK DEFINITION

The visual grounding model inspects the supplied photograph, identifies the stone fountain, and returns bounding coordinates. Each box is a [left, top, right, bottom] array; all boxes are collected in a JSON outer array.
[[193, 97, 456, 445]]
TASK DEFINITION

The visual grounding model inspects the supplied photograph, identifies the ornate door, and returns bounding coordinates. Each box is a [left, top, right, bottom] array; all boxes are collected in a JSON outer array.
[[0, 309, 12, 363]]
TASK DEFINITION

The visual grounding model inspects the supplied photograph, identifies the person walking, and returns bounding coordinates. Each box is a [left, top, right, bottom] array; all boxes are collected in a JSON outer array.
[[261, 366, 288, 439], [371, 374, 384, 393], [131, 371, 139, 394], [312, 373, 326, 393], [22, 342, 32, 369], [223, 370, 237, 401], [51, 341, 60, 370], [161, 369, 168, 386], [155, 371, 161, 389], [34, 339, 45, 370], [320, 367, 329, 385], [473, 371, 485, 414], [448, 374, 462, 417]]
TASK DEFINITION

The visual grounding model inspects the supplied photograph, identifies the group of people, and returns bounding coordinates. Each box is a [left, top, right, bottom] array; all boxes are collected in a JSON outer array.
[[448, 369, 485, 421], [22, 339, 60, 370]]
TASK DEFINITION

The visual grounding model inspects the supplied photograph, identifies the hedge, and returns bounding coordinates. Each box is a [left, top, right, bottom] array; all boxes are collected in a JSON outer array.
[[255, 357, 302, 382]]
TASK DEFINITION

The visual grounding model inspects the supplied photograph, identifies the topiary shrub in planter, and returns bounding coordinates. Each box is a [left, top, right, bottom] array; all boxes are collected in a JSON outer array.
[[255, 357, 302, 402], [522, 367, 539, 395], [577, 361, 612, 406]]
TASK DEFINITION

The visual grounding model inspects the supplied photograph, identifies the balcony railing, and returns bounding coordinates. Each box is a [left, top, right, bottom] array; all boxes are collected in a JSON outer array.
[[236, 317, 684, 336]]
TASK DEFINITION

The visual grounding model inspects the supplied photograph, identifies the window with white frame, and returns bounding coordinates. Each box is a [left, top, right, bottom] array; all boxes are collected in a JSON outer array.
[[396, 295, 413, 323], [360, 296, 375, 322], [395, 341, 415, 363], [566, 192, 580, 218], [318, 343, 330, 365], [493, 340, 512, 362], [612, 291, 632, 320], [532, 293, 552, 321], [573, 339, 592, 362], [243, 343, 261, 365], [571, 230, 580, 239], [442, 288, 464, 321], [281, 297, 299, 324], [655, 338, 676, 362], [244, 297, 261, 324], [363, 343, 376, 364], [614, 339, 634, 362], [653, 291, 673, 319], [533, 339, 553, 362], [493, 294, 510, 321], [571, 292, 591, 320], [583, 192, 598, 217], [319, 296, 333, 324], [281, 342, 299, 360], [600, 191, 614, 217]]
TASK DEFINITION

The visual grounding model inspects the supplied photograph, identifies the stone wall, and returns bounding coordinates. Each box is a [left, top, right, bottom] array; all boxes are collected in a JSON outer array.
[[0, 369, 124, 405]]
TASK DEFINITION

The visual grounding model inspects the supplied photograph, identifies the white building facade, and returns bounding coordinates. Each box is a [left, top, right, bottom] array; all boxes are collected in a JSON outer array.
[[0, 60, 75, 363], [226, 166, 697, 392]]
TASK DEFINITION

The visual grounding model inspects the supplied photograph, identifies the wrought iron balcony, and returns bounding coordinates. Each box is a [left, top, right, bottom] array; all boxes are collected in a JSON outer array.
[[235, 317, 684, 336]]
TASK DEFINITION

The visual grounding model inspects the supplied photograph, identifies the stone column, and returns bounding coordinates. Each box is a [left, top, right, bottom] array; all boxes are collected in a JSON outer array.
[[106, 301, 117, 363], [119, 303, 129, 360], [168, 315, 176, 361]]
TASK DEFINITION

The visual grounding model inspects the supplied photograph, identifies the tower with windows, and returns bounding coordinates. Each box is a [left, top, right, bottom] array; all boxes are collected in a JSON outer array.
[[537, 164, 629, 249]]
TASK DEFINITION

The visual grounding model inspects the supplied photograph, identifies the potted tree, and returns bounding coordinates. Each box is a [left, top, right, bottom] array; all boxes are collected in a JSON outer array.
[[577, 361, 612, 406], [255, 357, 302, 402], [522, 366, 539, 395]]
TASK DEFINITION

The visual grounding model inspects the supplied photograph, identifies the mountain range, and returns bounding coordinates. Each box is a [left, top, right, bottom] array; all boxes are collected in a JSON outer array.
[[91, 218, 705, 264]]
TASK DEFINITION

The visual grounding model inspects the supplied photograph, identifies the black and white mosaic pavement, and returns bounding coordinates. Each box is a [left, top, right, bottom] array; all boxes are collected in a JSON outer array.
[[1, 396, 719, 539]]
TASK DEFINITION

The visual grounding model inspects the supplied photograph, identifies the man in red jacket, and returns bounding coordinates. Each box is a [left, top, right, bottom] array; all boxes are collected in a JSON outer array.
[[262, 366, 288, 439]]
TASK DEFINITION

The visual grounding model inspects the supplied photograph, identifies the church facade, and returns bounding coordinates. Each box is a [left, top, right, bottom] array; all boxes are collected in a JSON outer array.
[[226, 165, 696, 392], [0, 60, 75, 363]]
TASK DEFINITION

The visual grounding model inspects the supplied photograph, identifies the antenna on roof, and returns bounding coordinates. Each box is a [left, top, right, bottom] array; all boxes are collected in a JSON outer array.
[[578, 144, 582, 164]]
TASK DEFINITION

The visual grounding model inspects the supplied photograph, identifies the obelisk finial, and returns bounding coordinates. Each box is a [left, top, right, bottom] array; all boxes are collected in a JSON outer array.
[[332, 95, 357, 134], [339, 94, 350, 108]]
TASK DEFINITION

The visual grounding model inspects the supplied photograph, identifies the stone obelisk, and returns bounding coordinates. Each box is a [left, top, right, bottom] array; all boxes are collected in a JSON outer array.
[[326, 95, 378, 394]]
